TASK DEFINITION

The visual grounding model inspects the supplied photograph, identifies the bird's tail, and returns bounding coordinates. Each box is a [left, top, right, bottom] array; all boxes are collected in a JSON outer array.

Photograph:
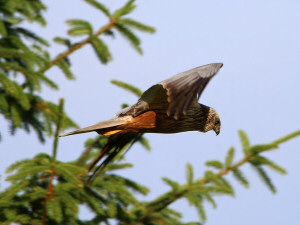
[[87, 133, 143, 182], [59, 118, 128, 137]]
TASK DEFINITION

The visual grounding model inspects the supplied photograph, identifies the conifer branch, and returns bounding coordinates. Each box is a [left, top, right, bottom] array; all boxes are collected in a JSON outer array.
[[141, 129, 300, 221], [143, 155, 251, 219], [40, 19, 115, 73], [41, 98, 64, 224], [41, 163, 56, 225], [0, 62, 32, 78], [52, 98, 64, 161], [77, 136, 102, 167]]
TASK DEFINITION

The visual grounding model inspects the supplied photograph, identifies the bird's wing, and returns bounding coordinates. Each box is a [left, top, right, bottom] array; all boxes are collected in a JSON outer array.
[[160, 63, 223, 119], [128, 63, 223, 120], [116, 84, 167, 118], [88, 133, 142, 181]]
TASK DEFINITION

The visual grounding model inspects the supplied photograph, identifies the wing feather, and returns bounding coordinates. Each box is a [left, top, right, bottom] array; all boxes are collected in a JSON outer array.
[[121, 63, 223, 120], [161, 63, 223, 119]]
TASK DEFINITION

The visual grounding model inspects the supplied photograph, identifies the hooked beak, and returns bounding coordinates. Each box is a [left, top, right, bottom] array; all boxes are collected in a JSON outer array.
[[214, 128, 220, 136]]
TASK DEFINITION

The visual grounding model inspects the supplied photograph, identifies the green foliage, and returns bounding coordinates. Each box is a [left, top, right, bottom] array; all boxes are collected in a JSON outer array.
[[250, 156, 287, 174], [251, 164, 276, 193], [249, 143, 278, 154], [113, 0, 136, 18], [225, 147, 235, 168], [238, 130, 250, 153], [0, 0, 154, 142], [85, 0, 111, 18], [119, 18, 156, 33], [205, 160, 223, 169], [111, 79, 143, 97], [273, 130, 300, 145], [66, 19, 93, 36], [55, 59, 75, 79], [0, 1, 75, 141], [0, 0, 47, 25], [1, 1, 300, 225], [90, 36, 112, 64], [138, 136, 151, 151], [186, 163, 194, 185], [53, 37, 72, 48], [232, 168, 249, 188], [114, 23, 143, 54], [163, 177, 181, 191], [134, 130, 300, 224], [0, 137, 153, 224], [0, 83, 77, 141]]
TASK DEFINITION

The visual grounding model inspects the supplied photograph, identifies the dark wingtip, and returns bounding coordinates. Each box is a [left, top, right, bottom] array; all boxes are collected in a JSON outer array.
[[212, 63, 223, 68]]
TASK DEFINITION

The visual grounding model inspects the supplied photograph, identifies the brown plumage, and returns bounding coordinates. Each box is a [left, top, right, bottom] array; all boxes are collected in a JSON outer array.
[[60, 63, 223, 178]]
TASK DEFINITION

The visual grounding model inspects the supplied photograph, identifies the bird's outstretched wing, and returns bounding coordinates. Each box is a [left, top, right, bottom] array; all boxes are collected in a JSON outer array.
[[123, 63, 223, 120], [160, 63, 223, 119], [88, 133, 142, 181]]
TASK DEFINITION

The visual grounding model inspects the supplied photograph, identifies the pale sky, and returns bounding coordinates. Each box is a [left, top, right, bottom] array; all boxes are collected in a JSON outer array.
[[1, 0, 300, 224]]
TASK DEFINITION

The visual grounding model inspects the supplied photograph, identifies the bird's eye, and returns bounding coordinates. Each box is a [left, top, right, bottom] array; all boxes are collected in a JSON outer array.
[[215, 120, 220, 125]]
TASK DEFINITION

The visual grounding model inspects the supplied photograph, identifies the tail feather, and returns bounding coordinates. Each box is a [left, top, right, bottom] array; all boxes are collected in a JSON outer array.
[[59, 118, 128, 137], [88, 133, 143, 182]]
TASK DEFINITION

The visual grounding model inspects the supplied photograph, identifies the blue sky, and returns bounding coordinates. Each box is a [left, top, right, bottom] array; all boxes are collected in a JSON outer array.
[[1, 0, 300, 224]]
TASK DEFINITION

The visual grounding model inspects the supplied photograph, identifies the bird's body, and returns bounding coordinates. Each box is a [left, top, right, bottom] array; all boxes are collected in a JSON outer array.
[[91, 103, 213, 136], [60, 63, 223, 177]]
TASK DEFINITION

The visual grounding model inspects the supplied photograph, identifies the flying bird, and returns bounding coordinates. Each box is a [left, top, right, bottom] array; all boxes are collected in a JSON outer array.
[[60, 63, 223, 177]]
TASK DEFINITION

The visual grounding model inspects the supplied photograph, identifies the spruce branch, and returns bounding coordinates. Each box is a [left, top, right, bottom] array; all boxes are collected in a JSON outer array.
[[140, 129, 300, 222], [111, 79, 143, 97], [272, 130, 300, 145], [77, 136, 102, 167], [41, 98, 64, 224], [41, 162, 56, 225], [40, 20, 115, 73], [143, 155, 250, 219], [52, 98, 64, 161], [0, 62, 30, 78], [39, 0, 155, 73]]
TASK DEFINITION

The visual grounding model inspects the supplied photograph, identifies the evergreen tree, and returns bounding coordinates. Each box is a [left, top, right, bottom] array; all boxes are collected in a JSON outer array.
[[0, 1, 299, 224]]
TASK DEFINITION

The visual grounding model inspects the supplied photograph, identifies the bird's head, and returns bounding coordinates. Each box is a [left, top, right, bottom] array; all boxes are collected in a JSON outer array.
[[204, 107, 221, 135]]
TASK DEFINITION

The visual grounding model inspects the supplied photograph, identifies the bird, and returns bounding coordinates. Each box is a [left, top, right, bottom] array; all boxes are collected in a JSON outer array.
[[60, 63, 223, 178]]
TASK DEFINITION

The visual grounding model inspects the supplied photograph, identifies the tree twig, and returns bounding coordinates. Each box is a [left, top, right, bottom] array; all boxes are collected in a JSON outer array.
[[40, 19, 115, 73], [143, 155, 251, 219], [77, 136, 102, 167], [41, 98, 64, 224], [41, 163, 56, 225], [52, 98, 64, 161]]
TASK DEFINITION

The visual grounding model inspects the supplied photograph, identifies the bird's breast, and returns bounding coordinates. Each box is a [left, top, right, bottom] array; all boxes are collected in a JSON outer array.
[[150, 107, 207, 134], [117, 106, 207, 134]]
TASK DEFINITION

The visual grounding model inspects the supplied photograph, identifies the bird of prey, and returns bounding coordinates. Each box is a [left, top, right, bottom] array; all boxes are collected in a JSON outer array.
[[60, 63, 223, 177]]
